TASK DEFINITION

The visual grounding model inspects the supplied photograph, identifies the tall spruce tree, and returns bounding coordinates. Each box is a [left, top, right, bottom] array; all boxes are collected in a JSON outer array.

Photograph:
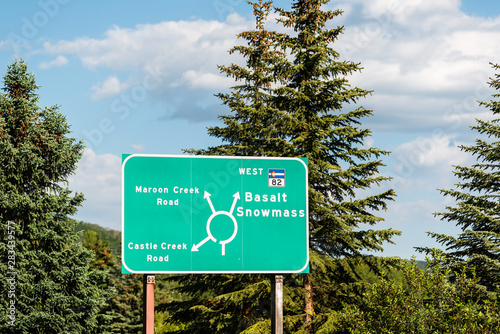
[[272, 2, 400, 330], [100, 260, 143, 334], [418, 63, 500, 292], [0, 60, 104, 333], [163, 3, 287, 333], [164, 1, 400, 332], [83, 230, 114, 271]]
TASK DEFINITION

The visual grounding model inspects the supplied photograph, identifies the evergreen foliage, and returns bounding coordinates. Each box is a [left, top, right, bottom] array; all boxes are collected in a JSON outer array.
[[99, 260, 143, 334], [79, 225, 186, 333], [79, 228, 143, 334], [165, 0, 400, 332], [75, 221, 121, 255], [417, 63, 500, 292], [0, 60, 104, 333], [325, 258, 500, 333], [83, 230, 114, 270], [162, 273, 273, 333]]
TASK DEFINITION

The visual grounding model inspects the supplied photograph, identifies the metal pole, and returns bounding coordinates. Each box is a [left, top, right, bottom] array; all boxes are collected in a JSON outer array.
[[271, 275, 283, 334], [143, 274, 155, 334]]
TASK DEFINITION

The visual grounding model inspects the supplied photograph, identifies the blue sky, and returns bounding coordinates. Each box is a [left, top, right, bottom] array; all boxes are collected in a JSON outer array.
[[1, 0, 500, 259]]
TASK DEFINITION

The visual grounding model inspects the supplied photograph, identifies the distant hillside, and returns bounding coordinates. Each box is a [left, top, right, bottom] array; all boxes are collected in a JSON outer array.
[[74, 221, 121, 255]]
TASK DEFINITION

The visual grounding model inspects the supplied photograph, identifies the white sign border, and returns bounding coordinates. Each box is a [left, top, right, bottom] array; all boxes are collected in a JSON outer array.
[[122, 154, 309, 274]]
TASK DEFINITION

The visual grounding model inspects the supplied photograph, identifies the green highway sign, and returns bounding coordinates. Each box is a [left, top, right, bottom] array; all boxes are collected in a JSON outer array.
[[122, 154, 309, 274]]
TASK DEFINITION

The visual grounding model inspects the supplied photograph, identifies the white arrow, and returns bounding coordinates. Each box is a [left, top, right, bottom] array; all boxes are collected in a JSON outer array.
[[191, 235, 212, 252], [229, 192, 240, 215], [204, 191, 216, 214]]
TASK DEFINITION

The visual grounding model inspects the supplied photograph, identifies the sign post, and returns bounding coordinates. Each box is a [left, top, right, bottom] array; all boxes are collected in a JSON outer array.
[[271, 275, 284, 334], [142, 275, 155, 334]]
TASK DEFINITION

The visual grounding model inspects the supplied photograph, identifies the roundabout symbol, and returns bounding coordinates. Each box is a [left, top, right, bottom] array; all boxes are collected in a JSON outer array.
[[191, 191, 240, 255]]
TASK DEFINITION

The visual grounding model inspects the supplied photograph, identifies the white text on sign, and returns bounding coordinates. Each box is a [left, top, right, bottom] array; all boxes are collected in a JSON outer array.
[[239, 168, 264, 175]]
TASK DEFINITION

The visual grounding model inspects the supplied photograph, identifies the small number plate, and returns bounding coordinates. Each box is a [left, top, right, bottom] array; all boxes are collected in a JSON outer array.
[[268, 169, 285, 187]]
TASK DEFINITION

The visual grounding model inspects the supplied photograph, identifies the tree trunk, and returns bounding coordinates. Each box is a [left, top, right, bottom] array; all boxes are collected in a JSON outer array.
[[304, 273, 314, 332]]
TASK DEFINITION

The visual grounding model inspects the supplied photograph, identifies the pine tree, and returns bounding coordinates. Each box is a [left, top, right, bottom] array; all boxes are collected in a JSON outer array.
[[100, 259, 143, 334], [164, 3, 286, 332], [0, 60, 105, 333], [193, 1, 289, 158], [165, 1, 400, 332], [82, 231, 143, 334], [83, 230, 114, 271], [204, 0, 399, 262], [272, 2, 400, 330], [418, 63, 500, 292]]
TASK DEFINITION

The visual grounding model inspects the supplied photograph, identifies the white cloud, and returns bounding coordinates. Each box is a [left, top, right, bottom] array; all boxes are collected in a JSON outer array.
[[393, 134, 466, 170], [0, 39, 13, 51], [91, 75, 130, 100], [40, 13, 250, 121], [389, 134, 475, 202], [41, 14, 249, 72], [32, 0, 499, 126], [375, 197, 463, 259], [362, 137, 374, 149], [180, 70, 234, 89], [39, 55, 68, 69], [359, 0, 444, 20], [35, 2, 500, 125], [131, 144, 145, 152], [333, 0, 500, 137], [69, 149, 121, 230]]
